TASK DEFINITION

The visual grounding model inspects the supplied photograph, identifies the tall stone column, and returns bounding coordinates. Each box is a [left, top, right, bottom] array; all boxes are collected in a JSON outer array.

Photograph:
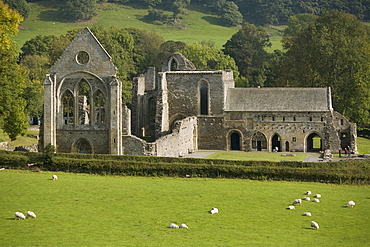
[[42, 74, 56, 149], [109, 76, 122, 155]]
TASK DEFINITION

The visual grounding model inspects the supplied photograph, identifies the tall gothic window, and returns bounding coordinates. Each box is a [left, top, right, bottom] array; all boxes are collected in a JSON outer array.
[[94, 90, 106, 125], [78, 79, 91, 125], [62, 90, 74, 125], [170, 58, 178, 71], [200, 81, 209, 115]]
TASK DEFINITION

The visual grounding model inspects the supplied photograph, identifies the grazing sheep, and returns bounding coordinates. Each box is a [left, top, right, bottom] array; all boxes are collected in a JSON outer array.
[[287, 206, 295, 210], [310, 221, 319, 229], [210, 207, 219, 214], [302, 197, 310, 201], [52, 175, 58, 180], [314, 194, 321, 198], [346, 201, 355, 207], [169, 223, 179, 228], [179, 223, 188, 229], [306, 191, 312, 195], [312, 199, 320, 203], [26, 211, 36, 218], [302, 212, 312, 216], [292, 199, 302, 205], [15, 212, 26, 220]]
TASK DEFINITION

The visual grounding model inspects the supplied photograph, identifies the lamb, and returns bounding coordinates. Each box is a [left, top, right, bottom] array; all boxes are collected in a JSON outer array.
[[305, 191, 312, 195], [346, 201, 355, 207], [52, 175, 58, 180], [287, 206, 295, 210], [179, 223, 188, 229], [292, 199, 302, 205], [26, 211, 36, 218], [312, 198, 320, 203], [302, 212, 312, 216], [302, 197, 310, 201], [15, 212, 26, 220], [314, 194, 321, 198], [210, 207, 219, 214], [310, 221, 319, 229], [169, 223, 179, 228]]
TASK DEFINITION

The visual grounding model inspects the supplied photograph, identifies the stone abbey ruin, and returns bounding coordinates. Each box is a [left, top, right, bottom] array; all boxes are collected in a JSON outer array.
[[41, 27, 357, 157]]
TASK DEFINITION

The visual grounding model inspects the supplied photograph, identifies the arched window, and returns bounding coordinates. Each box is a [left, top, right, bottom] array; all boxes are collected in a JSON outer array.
[[230, 132, 241, 150], [200, 81, 209, 115], [78, 79, 91, 125], [62, 90, 74, 125], [94, 90, 106, 125], [252, 132, 267, 151], [73, 138, 92, 154], [170, 58, 178, 71]]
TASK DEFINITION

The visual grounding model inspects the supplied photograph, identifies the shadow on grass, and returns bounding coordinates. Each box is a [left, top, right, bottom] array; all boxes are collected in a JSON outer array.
[[202, 16, 224, 26], [38, 10, 70, 23], [6, 218, 16, 220]]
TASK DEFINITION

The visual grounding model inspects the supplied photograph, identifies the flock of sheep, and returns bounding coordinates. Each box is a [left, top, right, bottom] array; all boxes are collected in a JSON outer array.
[[168, 207, 218, 229], [287, 190, 356, 230]]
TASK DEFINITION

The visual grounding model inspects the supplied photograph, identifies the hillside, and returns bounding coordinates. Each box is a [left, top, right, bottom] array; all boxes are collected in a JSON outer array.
[[13, 1, 283, 51]]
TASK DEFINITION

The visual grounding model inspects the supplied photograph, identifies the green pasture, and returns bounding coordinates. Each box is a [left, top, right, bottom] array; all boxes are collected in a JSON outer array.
[[13, 1, 283, 51], [0, 170, 369, 246], [0, 128, 38, 149], [206, 151, 307, 162]]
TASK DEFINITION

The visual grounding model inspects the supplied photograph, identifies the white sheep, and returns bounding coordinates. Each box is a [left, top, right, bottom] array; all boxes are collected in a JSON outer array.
[[302, 212, 312, 216], [312, 198, 320, 203], [287, 206, 295, 210], [52, 175, 58, 180], [179, 223, 188, 229], [26, 211, 36, 218], [302, 197, 310, 201], [314, 194, 321, 198], [15, 212, 26, 220], [210, 207, 219, 214], [311, 221, 319, 229], [169, 223, 179, 228], [346, 201, 355, 207], [306, 191, 312, 195], [292, 199, 302, 205]]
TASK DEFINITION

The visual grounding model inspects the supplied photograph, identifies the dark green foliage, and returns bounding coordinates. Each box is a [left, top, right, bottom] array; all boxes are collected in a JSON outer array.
[[219, 1, 243, 26], [145, 7, 169, 22], [2, 0, 30, 19], [58, 0, 97, 22]]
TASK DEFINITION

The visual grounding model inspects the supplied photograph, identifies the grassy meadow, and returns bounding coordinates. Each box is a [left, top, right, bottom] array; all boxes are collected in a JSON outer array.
[[13, 1, 283, 50], [1, 169, 369, 246]]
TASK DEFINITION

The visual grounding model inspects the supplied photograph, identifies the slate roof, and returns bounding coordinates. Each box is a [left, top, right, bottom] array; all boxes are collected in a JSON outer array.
[[225, 87, 332, 112]]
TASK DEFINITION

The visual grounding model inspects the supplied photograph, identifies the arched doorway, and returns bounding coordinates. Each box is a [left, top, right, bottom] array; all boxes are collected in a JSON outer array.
[[252, 132, 267, 151], [72, 138, 92, 154], [272, 134, 281, 152], [306, 133, 322, 152], [230, 132, 241, 150], [285, 141, 289, 152]]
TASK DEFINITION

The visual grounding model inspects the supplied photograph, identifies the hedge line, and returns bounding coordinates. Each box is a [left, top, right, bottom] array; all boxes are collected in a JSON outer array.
[[0, 151, 369, 185]]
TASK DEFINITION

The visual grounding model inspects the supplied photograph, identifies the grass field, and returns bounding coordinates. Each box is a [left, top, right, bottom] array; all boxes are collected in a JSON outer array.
[[1, 170, 369, 246], [0, 128, 39, 150], [13, 1, 283, 50], [206, 151, 307, 161]]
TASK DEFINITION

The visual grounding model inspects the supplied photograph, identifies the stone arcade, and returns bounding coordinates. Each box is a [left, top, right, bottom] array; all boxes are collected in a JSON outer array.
[[41, 27, 357, 156]]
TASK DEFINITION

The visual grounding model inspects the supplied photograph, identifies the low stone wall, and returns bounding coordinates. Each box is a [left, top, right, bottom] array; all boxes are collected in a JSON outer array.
[[0, 142, 10, 150]]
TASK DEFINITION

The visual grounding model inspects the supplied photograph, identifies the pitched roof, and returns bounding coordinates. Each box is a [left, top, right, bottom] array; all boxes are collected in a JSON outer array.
[[225, 87, 332, 112]]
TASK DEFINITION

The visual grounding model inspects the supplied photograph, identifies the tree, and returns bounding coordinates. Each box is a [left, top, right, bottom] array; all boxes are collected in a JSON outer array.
[[223, 22, 271, 83], [283, 13, 318, 37], [274, 10, 370, 126], [180, 42, 239, 78], [59, 0, 97, 21], [219, 1, 243, 26], [2, 0, 30, 19], [0, 1, 28, 140]]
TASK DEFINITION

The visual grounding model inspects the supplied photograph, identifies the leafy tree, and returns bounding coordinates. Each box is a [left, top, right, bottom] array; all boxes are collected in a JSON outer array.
[[219, 1, 243, 26], [21, 35, 59, 58], [223, 22, 271, 82], [2, 0, 30, 19], [283, 13, 318, 37], [156, 40, 186, 67], [180, 42, 239, 78], [0, 1, 28, 140], [145, 7, 169, 23], [274, 10, 370, 126], [59, 0, 97, 21]]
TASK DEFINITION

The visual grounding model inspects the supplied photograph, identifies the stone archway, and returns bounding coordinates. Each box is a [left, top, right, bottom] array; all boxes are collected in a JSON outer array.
[[306, 133, 322, 152], [272, 134, 281, 152], [230, 132, 241, 150], [72, 138, 92, 154], [252, 132, 267, 151]]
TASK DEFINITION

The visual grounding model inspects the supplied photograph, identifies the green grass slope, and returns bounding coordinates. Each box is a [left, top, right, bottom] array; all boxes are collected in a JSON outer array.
[[1, 170, 369, 246], [13, 1, 283, 50]]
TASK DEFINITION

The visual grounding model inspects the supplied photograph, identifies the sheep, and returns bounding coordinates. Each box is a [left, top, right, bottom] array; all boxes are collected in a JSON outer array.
[[302, 212, 312, 216], [292, 199, 302, 205], [52, 175, 58, 180], [312, 199, 320, 203], [302, 197, 310, 201], [169, 223, 179, 228], [314, 194, 321, 198], [287, 206, 295, 210], [210, 207, 219, 214], [346, 201, 355, 207], [179, 223, 188, 229], [15, 212, 26, 220], [306, 191, 312, 195], [26, 211, 36, 218], [310, 221, 319, 229]]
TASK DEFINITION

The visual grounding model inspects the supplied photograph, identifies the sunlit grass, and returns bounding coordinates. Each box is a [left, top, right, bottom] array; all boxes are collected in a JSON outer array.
[[0, 170, 369, 246], [206, 151, 306, 161], [0, 128, 38, 149], [357, 137, 370, 154]]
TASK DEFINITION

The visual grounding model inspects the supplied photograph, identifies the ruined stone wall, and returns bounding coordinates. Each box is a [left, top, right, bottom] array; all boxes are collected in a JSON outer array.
[[122, 135, 147, 156], [198, 117, 226, 150]]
